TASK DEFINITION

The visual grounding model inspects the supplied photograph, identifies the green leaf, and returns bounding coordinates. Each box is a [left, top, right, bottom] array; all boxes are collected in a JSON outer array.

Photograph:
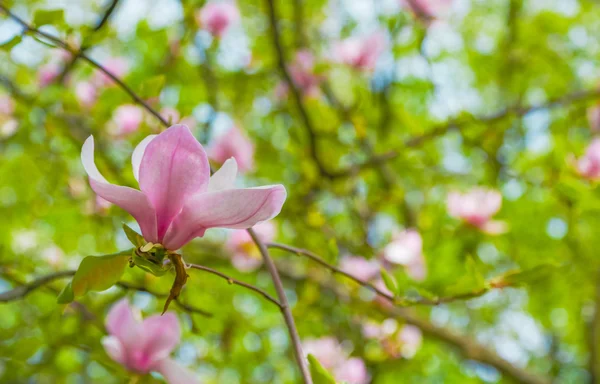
[[123, 224, 145, 248], [327, 238, 338, 261], [33, 9, 65, 27], [71, 250, 132, 297], [139, 75, 165, 99], [0, 35, 22, 51], [308, 354, 337, 384], [132, 253, 171, 277], [492, 263, 562, 288], [380, 268, 398, 296], [56, 282, 74, 304]]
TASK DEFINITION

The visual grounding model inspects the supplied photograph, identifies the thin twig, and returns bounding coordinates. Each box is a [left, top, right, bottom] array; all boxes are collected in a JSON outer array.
[[331, 86, 600, 178], [0, 5, 169, 127], [187, 263, 282, 309], [0, 270, 75, 302], [264, 0, 333, 179], [267, 242, 505, 306], [248, 228, 313, 384]]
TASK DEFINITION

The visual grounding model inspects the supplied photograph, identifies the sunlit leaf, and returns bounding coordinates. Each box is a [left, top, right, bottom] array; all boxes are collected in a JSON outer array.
[[71, 250, 132, 297], [308, 354, 337, 384]]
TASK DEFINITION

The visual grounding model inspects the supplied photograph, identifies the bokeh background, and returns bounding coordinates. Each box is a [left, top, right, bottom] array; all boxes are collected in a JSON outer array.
[[1, 0, 600, 383]]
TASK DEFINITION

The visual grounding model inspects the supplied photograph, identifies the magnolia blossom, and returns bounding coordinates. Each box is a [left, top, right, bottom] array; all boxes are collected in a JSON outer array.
[[402, 0, 453, 19], [577, 139, 600, 180], [208, 125, 255, 173], [284, 50, 322, 97], [110, 104, 144, 136], [158, 107, 197, 131], [447, 188, 507, 234], [227, 221, 276, 272], [92, 57, 128, 87], [41, 245, 64, 268], [0, 94, 18, 138], [382, 229, 426, 281], [102, 299, 198, 383], [363, 320, 423, 359], [588, 105, 600, 133], [397, 324, 423, 358], [303, 337, 369, 384], [333, 32, 386, 72], [339, 256, 380, 282], [196, 2, 240, 37], [75, 81, 98, 108], [82, 125, 286, 250], [38, 62, 62, 87]]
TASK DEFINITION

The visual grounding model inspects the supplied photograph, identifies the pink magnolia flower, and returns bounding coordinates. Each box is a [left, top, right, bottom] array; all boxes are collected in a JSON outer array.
[[102, 299, 198, 383], [227, 221, 276, 272], [92, 57, 128, 88], [75, 81, 98, 108], [82, 125, 286, 250], [447, 188, 507, 234], [303, 337, 345, 370], [577, 138, 600, 180], [333, 32, 387, 72], [589, 105, 600, 133], [196, 2, 240, 38], [110, 104, 144, 136], [0, 95, 17, 138], [287, 50, 322, 97], [96, 195, 113, 212], [334, 357, 369, 384], [208, 125, 255, 173], [38, 62, 62, 87], [382, 229, 426, 281], [401, 0, 453, 19], [339, 256, 380, 282], [397, 324, 423, 358], [161, 107, 181, 125], [0, 95, 14, 115]]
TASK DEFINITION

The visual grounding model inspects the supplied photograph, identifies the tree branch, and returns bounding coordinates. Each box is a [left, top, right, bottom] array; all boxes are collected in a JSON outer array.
[[264, 0, 333, 179], [0, 4, 169, 127], [0, 270, 74, 302], [248, 228, 313, 384]]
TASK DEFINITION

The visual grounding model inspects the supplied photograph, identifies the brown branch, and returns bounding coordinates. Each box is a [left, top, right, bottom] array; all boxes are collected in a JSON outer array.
[[247, 228, 313, 384], [0, 270, 75, 302], [267, 242, 505, 306], [187, 263, 282, 309], [0, 4, 169, 128], [264, 0, 333, 179], [330, 86, 600, 178]]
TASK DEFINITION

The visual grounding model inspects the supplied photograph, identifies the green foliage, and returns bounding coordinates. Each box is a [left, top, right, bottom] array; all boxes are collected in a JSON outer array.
[[308, 354, 337, 384], [32, 9, 64, 27], [68, 251, 132, 300]]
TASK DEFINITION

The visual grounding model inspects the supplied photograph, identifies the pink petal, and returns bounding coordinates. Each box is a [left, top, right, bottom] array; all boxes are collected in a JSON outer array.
[[207, 158, 238, 192], [334, 357, 369, 384], [132, 135, 158, 182], [138, 125, 210, 240], [105, 299, 142, 347], [154, 358, 199, 384], [81, 136, 158, 242], [139, 312, 181, 364], [162, 185, 286, 250], [101, 336, 126, 366]]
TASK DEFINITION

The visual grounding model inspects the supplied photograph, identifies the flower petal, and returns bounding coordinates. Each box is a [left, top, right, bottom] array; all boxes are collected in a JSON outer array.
[[207, 158, 237, 192], [82, 136, 157, 242], [105, 299, 141, 346], [132, 134, 157, 182], [101, 336, 126, 366], [162, 185, 286, 250], [138, 125, 210, 240], [139, 312, 181, 364], [154, 358, 199, 384]]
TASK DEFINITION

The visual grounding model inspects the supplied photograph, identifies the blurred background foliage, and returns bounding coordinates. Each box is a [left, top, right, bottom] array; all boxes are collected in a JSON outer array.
[[1, 0, 600, 383]]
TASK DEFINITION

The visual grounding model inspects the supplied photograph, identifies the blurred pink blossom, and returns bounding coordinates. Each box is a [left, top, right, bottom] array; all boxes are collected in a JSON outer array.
[[82, 125, 286, 250], [339, 256, 380, 282], [588, 104, 600, 133], [227, 221, 276, 272], [161, 107, 181, 124], [382, 229, 426, 281], [401, 0, 453, 19], [92, 57, 128, 88], [447, 188, 507, 234], [0, 94, 17, 138], [110, 104, 144, 136], [75, 81, 98, 108], [196, 2, 240, 37], [0, 95, 14, 115], [41, 245, 64, 268], [38, 62, 61, 87], [102, 299, 198, 383], [287, 50, 322, 97], [95, 195, 113, 213], [577, 138, 600, 181], [334, 357, 369, 384], [208, 125, 255, 173], [333, 32, 387, 71], [397, 324, 423, 358], [304, 337, 369, 384]]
